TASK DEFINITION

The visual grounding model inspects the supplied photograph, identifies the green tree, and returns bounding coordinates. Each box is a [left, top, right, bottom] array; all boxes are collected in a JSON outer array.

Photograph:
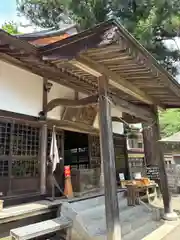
[[17, 0, 180, 75], [160, 109, 180, 137], [2, 21, 19, 34], [17, 0, 180, 137]]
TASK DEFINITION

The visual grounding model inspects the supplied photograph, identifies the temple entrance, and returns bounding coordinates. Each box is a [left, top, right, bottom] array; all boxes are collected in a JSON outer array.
[[64, 130, 90, 194], [64, 130, 89, 169]]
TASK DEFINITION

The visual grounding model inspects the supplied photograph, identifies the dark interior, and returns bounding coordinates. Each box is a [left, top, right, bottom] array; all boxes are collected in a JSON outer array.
[[64, 130, 89, 168]]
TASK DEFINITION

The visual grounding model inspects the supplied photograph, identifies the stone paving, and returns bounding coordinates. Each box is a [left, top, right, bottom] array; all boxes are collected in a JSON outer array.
[[61, 192, 162, 240], [149, 194, 180, 240], [151, 194, 180, 216], [162, 225, 180, 240]]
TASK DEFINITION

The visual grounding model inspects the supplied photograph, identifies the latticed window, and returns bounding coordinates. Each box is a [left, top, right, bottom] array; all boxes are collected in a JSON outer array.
[[0, 121, 64, 178], [12, 123, 40, 156], [0, 159, 8, 177], [12, 158, 38, 177], [0, 120, 40, 178], [0, 121, 11, 156], [88, 135, 100, 168], [0, 121, 11, 177], [90, 136, 100, 158]]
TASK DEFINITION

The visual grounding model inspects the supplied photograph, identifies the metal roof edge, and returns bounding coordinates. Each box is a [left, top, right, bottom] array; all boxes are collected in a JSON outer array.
[[15, 23, 77, 41]]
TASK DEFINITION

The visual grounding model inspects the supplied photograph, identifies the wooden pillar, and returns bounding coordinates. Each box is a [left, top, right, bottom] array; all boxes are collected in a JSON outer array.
[[40, 78, 48, 195], [143, 107, 177, 220], [98, 76, 121, 240], [40, 124, 47, 195], [142, 119, 158, 166]]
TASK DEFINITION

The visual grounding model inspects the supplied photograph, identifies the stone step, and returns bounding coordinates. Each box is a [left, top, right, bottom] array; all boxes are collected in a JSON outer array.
[[81, 216, 153, 240], [61, 192, 126, 221], [123, 221, 162, 240], [77, 204, 149, 226], [120, 205, 149, 221], [77, 207, 152, 239], [69, 192, 125, 213], [61, 193, 157, 240], [76, 199, 128, 220]]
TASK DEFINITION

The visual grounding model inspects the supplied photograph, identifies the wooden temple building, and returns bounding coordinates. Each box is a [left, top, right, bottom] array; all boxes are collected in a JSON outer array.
[[0, 19, 180, 235]]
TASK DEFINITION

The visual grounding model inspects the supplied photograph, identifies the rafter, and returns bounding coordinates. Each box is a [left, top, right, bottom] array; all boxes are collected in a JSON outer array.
[[73, 54, 165, 109]]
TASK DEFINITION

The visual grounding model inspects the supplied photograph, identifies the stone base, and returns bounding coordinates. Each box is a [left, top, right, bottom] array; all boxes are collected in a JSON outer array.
[[163, 211, 178, 221]]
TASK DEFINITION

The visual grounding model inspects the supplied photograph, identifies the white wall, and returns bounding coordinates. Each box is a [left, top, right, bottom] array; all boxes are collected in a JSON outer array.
[[47, 81, 74, 120], [0, 60, 124, 130], [93, 107, 124, 134], [0, 60, 43, 116], [0, 60, 76, 119]]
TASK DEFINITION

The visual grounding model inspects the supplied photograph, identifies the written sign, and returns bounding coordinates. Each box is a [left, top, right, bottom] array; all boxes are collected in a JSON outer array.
[[146, 166, 160, 180], [119, 173, 125, 181]]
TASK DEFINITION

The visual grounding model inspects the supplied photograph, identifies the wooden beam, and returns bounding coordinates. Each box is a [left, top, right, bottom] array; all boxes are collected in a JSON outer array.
[[0, 30, 37, 54], [0, 54, 91, 96], [0, 108, 98, 134], [74, 54, 165, 109], [98, 76, 121, 240], [44, 92, 151, 123], [0, 109, 38, 123], [74, 91, 79, 100], [122, 113, 142, 123], [42, 95, 98, 114], [47, 119, 99, 135], [111, 95, 153, 122]]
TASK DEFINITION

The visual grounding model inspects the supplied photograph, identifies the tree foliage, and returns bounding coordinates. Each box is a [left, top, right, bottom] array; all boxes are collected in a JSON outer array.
[[16, 0, 72, 29], [2, 21, 19, 34], [17, 0, 180, 75], [160, 109, 180, 137], [16, 0, 180, 137]]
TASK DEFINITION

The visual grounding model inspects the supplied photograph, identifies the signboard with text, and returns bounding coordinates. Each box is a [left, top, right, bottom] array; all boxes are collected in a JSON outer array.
[[146, 166, 160, 180]]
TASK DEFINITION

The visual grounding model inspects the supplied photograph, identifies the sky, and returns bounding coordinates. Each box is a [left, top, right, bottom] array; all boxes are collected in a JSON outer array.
[[0, 0, 17, 25], [0, 0, 39, 32]]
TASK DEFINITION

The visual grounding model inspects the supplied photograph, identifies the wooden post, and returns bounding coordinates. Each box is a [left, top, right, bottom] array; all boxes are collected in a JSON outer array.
[[40, 124, 47, 195], [98, 76, 121, 240], [143, 106, 177, 220], [99, 156, 105, 189], [40, 78, 48, 195], [142, 120, 156, 166], [98, 116, 104, 189]]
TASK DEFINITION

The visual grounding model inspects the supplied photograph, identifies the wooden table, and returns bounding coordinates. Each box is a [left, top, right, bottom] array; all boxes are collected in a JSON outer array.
[[126, 183, 158, 206]]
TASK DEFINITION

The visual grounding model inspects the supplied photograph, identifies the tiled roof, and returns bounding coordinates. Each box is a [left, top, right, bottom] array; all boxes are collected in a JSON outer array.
[[16, 24, 77, 46]]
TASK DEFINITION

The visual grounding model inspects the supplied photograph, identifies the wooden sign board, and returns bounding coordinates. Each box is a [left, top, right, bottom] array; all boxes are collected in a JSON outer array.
[[146, 166, 160, 180], [62, 106, 97, 125]]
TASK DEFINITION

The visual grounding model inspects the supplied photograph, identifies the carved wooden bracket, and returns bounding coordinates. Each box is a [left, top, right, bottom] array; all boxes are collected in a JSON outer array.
[[39, 94, 98, 116]]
